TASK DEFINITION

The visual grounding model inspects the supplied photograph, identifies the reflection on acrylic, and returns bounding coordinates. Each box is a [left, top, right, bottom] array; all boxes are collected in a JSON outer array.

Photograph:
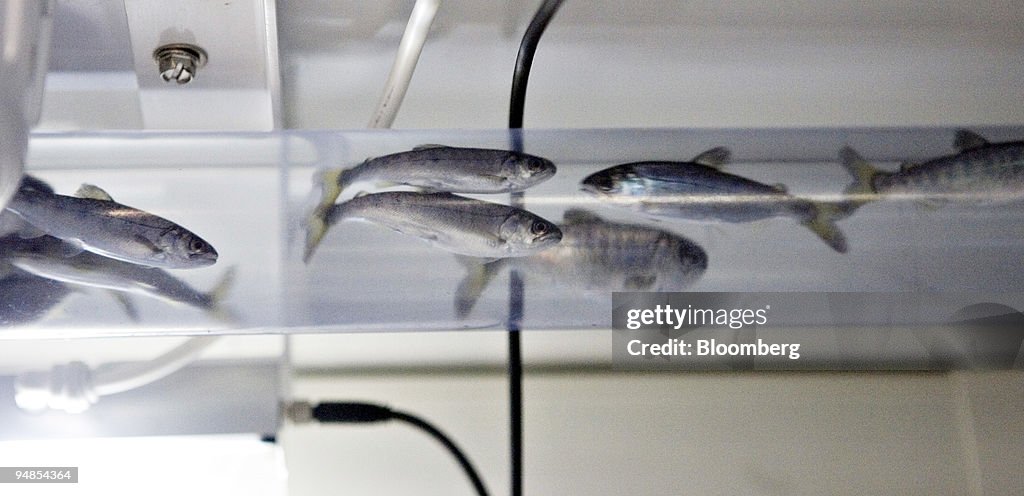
[[0, 234, 235, 325], [455, 209, 707, 318], [0, 264, 72, 326]]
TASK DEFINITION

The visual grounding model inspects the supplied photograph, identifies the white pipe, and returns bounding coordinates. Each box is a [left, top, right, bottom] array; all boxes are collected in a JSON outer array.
[[14, 336, 220, 413], [92, 336, 220, 396], [367, 0, 441, 129]]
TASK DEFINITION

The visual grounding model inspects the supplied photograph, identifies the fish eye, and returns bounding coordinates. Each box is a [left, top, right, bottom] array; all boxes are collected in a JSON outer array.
[[530, 221, 549, 235], [188, 238, 206, 253], [526, 158, 545, 173], [591, 174, 615, 192]]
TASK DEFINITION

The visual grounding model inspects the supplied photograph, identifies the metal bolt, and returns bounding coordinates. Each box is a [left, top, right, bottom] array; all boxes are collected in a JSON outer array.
[[153, 43, 208, 84]]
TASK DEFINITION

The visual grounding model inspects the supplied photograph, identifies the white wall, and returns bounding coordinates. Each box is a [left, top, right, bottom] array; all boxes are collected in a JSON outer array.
[[283, 369, 1024, 495]]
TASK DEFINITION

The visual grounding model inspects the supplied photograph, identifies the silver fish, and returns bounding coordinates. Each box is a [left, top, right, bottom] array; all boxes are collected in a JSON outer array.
[[5, 184, 217, 269], [315, 144, 555, 201], [455, 209, 707, 317], [840, 129, 1024, 208], [305, 191, 561, 262], [6, 236, 234, 318], [580, 147, 847, 253], [308, 145, 557, 245]]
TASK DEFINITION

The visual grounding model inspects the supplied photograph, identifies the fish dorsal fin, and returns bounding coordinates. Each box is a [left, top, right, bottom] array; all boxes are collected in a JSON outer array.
[[19, 175, 54, 194], [898, 161, 921, 173], [562, 209, 602, 224], [772, 183, 788, 194], [691, 147, 730, 168], [412, 144, 447, 151], [75, 184, 115, 201], [953, 129, 990, 152]]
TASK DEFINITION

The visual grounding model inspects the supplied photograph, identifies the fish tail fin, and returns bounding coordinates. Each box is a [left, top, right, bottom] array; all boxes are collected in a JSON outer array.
[[801, 202, 849, 253], [454, 256, 505, 319], [838, 146, 881, 198], [837, 146, 883, 217], [313, 168, 350, 213], [303, 203, 345, 264], [303, 167, 354, 264], [205, 266, 239, 324]]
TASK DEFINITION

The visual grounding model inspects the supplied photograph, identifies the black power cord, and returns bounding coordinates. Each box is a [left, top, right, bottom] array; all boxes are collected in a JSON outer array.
[[510, 0, 567, 130], [508, 2, 566, 496], [288, 401, 489, 496]]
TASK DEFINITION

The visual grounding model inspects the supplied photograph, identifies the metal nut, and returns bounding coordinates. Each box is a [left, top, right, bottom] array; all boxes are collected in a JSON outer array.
[[153, 43, 208, 85]]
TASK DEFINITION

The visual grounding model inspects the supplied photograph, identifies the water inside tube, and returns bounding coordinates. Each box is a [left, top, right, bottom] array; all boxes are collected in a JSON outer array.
[[5, 127, 1024, 338]]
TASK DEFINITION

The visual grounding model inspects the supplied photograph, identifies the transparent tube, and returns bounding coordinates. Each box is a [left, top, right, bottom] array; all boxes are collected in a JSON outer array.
[[4, 126, 1023, 341]]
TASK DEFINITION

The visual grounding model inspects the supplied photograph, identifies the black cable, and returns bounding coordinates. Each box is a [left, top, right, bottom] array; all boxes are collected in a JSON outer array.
[[507, 269, 524, 496], [509, 0, 566, 130], [507, 3, 565, 496], [389, 411, 489, 496], [308, 402, 489, 496]]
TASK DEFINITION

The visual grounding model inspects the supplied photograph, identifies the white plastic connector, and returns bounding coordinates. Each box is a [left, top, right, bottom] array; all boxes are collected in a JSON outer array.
[[15, 361, 98, 414]]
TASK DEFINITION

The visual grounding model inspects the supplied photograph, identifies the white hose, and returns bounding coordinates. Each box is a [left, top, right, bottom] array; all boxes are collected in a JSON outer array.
[[92, 336, 219, 396], [14, 336, 219, 413], [367, 0, 441, 129]]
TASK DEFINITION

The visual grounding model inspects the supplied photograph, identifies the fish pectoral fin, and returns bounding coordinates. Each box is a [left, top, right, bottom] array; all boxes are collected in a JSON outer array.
[[562, 209, 602, 225], [691, 147, 731, 168], [953, 129, 990, 152], [206, 266, 237, 303], [453, 256, 505, 319], [58, 239, 86, 258], [412, 144, 448, 151], [205, 266, 240, 323], [132, 235, 165, 255], [75, 184, 115, 201], [477, 173, 508, 182]]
